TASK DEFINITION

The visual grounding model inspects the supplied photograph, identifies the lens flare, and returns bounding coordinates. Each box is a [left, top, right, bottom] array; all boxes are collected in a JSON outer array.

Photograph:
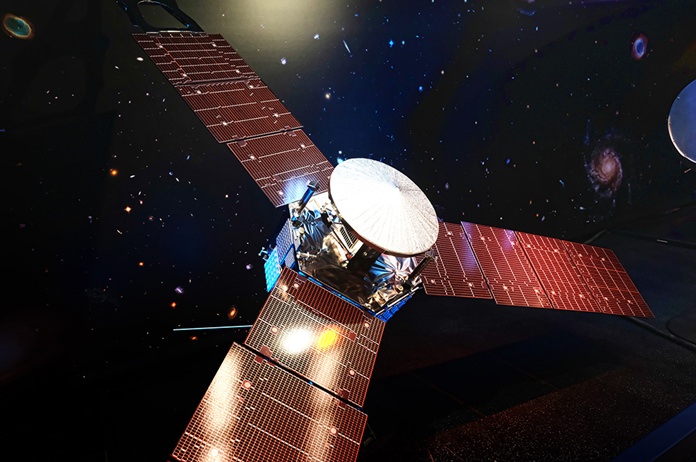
[[315, 327, 340, 350], [281, 328, 313, 354]]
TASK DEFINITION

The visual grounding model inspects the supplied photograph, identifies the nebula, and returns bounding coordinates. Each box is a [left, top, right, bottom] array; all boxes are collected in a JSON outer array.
[[631, 33, 648, 60], [2, 14, 34, 40], [587, 145, 623, 199]]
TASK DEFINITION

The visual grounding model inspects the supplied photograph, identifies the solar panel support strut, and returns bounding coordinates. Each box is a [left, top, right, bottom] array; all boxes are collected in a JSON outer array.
[[116, 0, 204, 32], [405, 249, 434, 289], [292, 180, 319, 219]]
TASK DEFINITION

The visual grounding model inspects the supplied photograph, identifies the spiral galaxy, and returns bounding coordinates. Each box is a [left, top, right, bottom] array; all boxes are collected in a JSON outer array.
[[587, 145, 623, 199]]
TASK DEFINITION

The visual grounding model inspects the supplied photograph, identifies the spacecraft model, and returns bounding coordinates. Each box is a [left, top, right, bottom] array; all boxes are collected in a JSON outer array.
[[117, 2, 653, 461]]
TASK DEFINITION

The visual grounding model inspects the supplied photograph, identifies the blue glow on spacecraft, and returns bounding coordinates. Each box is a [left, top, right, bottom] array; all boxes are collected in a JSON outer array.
[[264, 247, 282, 292]]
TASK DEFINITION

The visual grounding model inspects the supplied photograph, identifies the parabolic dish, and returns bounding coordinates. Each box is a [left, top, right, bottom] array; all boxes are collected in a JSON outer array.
[[668, 79, 696, 164], [329, 158, 438, 256]]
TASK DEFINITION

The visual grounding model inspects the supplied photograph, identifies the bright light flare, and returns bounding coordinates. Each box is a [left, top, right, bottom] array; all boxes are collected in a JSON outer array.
[[315, 326, 340, 350], [281, 328, 313, 354]]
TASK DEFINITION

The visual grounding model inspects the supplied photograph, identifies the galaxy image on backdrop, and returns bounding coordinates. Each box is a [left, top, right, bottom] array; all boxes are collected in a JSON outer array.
[[3, 0, 696, 461]]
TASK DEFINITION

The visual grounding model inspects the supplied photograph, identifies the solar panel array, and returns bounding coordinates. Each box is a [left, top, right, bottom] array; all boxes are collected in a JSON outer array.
[[462, 222, 552, 308], [516, 231, 599, 313], [245, 267, 385, 407], [132, 32, 255, 85], [170, 343, 367, 462], [170, 269, 378, 462], [178, 79, 301, 143], [421, 221, 653, 318], [274, 219, 295, 266], [228, 130, 333, 208], [420, 221, 491, 299], [133, 32, 333, 207], [563, 241, 652, 317]]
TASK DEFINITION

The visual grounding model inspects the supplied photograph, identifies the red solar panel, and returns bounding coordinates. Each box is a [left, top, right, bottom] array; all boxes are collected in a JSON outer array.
[[420, 222, 492, 299], [245, 267, 385, 407], [133, 32, 255, 85], [170, 342, 367, 462], [563, 241, 653, 317], [133, 31, 335, 208], [178, 79, 301, 143], [461, 222, 552, 308], [228, 130, 334, 207], [515, 232, 601, 313]]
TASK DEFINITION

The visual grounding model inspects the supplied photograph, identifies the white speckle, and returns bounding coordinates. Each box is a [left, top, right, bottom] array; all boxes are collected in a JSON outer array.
[[280, 57, 287, 65]]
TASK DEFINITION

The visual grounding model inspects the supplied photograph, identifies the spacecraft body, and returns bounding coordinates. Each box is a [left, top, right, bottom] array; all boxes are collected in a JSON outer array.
[[263, 158, 438, 321]]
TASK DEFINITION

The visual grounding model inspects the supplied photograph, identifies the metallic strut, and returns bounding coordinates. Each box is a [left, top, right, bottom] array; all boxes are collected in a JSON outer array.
[[116, 0, 204, 32]]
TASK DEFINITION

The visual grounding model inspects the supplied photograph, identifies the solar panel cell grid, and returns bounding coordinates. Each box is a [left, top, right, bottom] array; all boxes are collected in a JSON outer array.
[[563, 241, 653, 317], [170, 342, 367, 462], [228, 129, 334, 207], [420, 221, 492, 299], [133, 32, 255, 85], [245, 267, 384, 407], [515, 232, 601, 313], [461, 222, 552, 308], [179, 80, 277, 111], [275, 219, 295, 265], [177, 79, 301, 143]]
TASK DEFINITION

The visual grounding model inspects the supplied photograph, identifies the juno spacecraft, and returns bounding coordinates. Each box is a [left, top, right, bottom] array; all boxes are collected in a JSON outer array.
[[117, 2, 653, 461]]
